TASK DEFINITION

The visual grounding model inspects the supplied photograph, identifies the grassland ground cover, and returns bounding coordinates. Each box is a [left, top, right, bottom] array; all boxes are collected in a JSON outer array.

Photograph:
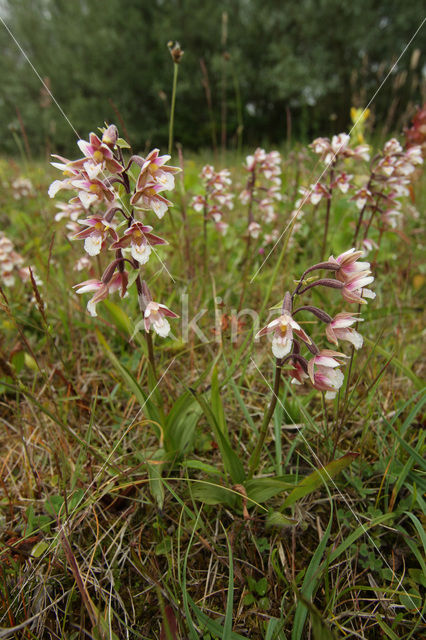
[[0, 127, 424, 639]]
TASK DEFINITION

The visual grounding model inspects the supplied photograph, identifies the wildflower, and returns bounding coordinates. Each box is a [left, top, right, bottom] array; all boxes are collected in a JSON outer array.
[[136, 149, 181, 191], [74, 217, 118, 256], [11, 177, 34, 199], [308, 350, 347, 392], [191, 195, 206, 212], [256, 311, 311, 359], [70, 132, 123, 178], [131, 181, 173, 218], [352, 187, 373, 210], [341, 271, 375, 304], [248, 221, 261, 239], [54, 201, 84, 222], [332, 172, 353, 194], [74, 271, 128, 317], [215, 220, 229, 235], [102, 124, 119, 147], [111, 222, 167, 265], [74, 256, 92, 271], [351, 144, 371, 162], [168, 40, 184, 64], [290, 359, 309, 385], [326, 312, 363, 349], [329, 248, 370, 280], [144, 301, 178, 337], [331, 133, 350, 155], [70, 176, 115, 209], [300, 183, 329, 206], [361, 238, 378, 256]]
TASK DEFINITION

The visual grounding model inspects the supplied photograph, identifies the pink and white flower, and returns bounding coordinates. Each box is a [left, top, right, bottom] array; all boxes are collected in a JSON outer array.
[[69, 132, 123, 178], [144, 301, 178, 337], [70, 176, 116, 209], [256, 311, 311, 359], [326, 312, 363, 349], [110, 222, 167, 265], [73, 217, 118, 256], [136, 149, 181, 191], [352, 187, 373, 210], [341, 271, 375, 304], [131, 182, 173, 218], [308, 350, 347, 393], [248, 221, 262, 239], [74, 271, 128, 317], [329, 248, 370, 281]]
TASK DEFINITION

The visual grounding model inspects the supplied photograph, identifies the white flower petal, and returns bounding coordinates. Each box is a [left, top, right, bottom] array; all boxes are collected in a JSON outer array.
[[84, 235, 103, 256]]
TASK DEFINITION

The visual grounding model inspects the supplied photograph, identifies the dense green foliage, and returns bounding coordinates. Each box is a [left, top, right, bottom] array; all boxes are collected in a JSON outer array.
[[0, 0, 423, 154]]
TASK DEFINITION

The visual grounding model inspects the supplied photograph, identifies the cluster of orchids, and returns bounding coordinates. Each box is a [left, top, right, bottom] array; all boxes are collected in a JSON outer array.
[[191, 164, 234, 236], [296, 131, 423, 257], [351, 137, 423, 246], [300, 133, 370, 207], [48, 124, 180, 342], [239, 148, 282, 242], [256, 248, 375, 400], [404, 103, 426, 154], [0, 231, 41, 288], [10, 176, 34, 200]]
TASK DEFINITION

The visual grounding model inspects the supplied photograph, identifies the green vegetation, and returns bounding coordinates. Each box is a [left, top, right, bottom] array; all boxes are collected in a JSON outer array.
[[0, 0, 423, 154], [0, 124, 424, 637]]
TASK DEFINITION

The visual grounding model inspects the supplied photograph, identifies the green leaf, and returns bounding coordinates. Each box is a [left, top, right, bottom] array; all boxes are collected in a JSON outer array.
[[102, 299, 133, 335], [116, 137, 131, 149], [188, 595, 247, 640], [211, 366, 227, 434], [183, 459, 224, 476], [292, 503, 333, 640], [255, 577, 268, 596], [222, 527, 234, 640], [165, 392, 202, 455], [147, 448, 166, 510], [96, 329, 164, 432], [193, 391, 245, 483], [266, 511, 298, 528], [192, 481, 238, 508], [292, 590, 337, 640], [245, 476, 295, 504], [31, 540, 50, 558], [281, 453, 358, 510]]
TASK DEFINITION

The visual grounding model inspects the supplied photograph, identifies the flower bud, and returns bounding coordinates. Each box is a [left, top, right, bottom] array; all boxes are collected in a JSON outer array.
[[102, 124, 119, 147], [168, 40, 184, 63]]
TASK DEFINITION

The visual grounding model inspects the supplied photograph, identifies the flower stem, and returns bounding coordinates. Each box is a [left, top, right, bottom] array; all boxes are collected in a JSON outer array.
[[135, 273, 157, 378], [145, 330, 157, 379], [248, 358, 282, 478], [260, 213, 299, 316], [168, 63, 179, 156], [321, 172, 333, 260], [203, 200, 208, 277]]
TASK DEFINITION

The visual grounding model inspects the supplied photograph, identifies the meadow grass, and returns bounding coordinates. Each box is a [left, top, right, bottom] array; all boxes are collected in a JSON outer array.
[[0, 141, 424, 640]]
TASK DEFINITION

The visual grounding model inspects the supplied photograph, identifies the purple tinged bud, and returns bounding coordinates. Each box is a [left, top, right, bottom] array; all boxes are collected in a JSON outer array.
[[138, 280, 152, 311], [298, 278, 345, 294], [303, 261, 340, 276], [293, 305, 333, 323], [101, 259, 120, 284], [282, 291, 292, 313], [102, 125, 119, 147], [319, 279, 345, 288]]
